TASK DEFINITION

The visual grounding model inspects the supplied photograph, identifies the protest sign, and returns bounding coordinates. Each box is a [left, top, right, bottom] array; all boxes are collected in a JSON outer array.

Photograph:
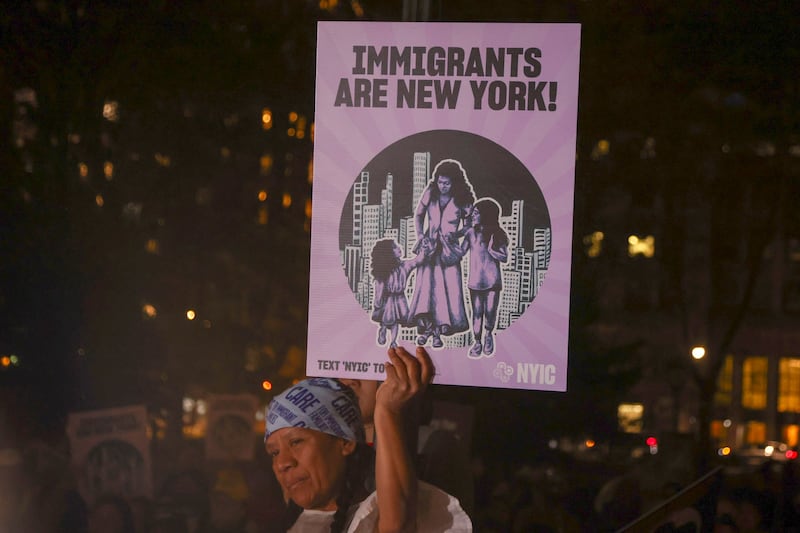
[[205, 394, 258, 461], [308, 22, 580, 390], [66, 404, 153, 504]]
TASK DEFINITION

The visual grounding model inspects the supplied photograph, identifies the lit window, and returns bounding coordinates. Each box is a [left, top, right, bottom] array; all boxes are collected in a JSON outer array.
[[103, 100, 119, 122], [282, 193, 292, 208], [308, 160, 314, 184], [287, 128, 296, 137], [261, 108, 272, 130], [305, 198, 312, 218], [628, 235, 655, 258], [154, 153, 171, 167], [591, 139, 610, 160], [79, 162, 89, 178], [186, 310, 196, 320], [145, 239, 159, 254], [742, 356, 768, 410], [710, 420, 725, 440], [583, 231, 604, 257], [95, 194, 104, 207], [617, 403, 644, 433], [714, 355, 733, 406], [103, 161, 114, 180], [779, 358, 800, 413], [288, 111, 298, 123], [745, 421, 766, 445], [784, 425, 799, 447], [259, 154, 273, 174], [296, 115, 307, 139], [258, 206, 268, 225], [142, 304, 157, 319], [351, 0, 364, 17], [258, 190, 268, 202]]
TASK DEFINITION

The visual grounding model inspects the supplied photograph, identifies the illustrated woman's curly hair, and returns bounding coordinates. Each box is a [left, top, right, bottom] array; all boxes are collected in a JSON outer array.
[[430, 159, 476, 209]]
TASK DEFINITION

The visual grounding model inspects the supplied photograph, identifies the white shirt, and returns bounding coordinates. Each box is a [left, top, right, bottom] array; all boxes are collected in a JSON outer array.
[[287, 481, 472, 532]]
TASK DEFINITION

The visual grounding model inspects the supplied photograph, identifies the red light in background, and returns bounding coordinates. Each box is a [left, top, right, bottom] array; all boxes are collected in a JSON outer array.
[[786, 450, 798, 460], [646, 436, 658, 447]]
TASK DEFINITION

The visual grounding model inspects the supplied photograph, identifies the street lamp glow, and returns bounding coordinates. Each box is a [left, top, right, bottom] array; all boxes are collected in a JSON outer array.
[[186, 309, 196, 320], [691, 346, 706, 360]]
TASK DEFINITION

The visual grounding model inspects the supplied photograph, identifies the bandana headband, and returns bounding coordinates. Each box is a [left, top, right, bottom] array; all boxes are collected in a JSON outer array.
[[265, 377, 365, 443]]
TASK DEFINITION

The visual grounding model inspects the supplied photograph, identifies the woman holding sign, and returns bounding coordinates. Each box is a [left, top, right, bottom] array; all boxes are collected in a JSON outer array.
[[408, 159, 475, 348], [264, 346, 470, 532]]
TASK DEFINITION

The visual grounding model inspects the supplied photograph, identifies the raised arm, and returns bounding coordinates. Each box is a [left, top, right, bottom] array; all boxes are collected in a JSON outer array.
[[373, 346, 434, 533]]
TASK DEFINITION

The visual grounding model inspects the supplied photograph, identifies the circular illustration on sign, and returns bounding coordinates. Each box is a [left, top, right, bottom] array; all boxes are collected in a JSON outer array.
[[86, 439, 146, 502], [338, 129, 551, 357]]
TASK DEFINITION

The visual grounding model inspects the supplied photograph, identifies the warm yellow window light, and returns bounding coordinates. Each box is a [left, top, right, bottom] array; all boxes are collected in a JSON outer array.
[[628, 235, 655, 257], [591, 139, 610, 160], [259, 154, 273, 174], [261, 108, 273, 130], [583, 231, 604, 257], [103, 100, 119, 122]]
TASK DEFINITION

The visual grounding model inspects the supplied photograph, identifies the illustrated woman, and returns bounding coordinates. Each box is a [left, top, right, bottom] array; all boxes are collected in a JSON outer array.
[[370, 238, 431, 348], [264, 346, 471, 532], [408, 159, 476, 348], [460, 198, 508, 357]]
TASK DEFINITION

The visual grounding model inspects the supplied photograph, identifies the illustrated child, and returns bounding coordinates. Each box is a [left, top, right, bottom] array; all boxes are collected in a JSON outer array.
[[460, 198, 509, 358], [371, 238, 432, 347]]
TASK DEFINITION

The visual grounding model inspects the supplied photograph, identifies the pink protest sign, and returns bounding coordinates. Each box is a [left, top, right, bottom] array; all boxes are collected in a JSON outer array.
[[308, 22, 580, 391]]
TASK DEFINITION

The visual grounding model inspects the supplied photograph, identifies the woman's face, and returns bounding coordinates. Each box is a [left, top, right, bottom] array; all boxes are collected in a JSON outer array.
[[436, 175, 452, 195], [265, 428, 354, 511], [392, 242, 403, 259]]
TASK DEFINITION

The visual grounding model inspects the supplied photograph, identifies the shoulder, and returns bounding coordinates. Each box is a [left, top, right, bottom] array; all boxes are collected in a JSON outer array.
[[346, 483, 472, 532], [288, 509, 336, 532], [420, 187, 432, 204]]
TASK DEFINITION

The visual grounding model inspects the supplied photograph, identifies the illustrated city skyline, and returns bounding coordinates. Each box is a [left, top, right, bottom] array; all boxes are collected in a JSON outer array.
[[340, 152, 551, 349]]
